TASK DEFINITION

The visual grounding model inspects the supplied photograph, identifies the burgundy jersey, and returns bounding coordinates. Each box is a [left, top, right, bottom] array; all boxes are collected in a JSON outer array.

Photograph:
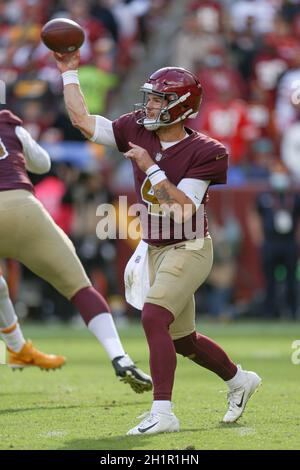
[[113, 111, 228, 246], [0, 110, 34, 193]]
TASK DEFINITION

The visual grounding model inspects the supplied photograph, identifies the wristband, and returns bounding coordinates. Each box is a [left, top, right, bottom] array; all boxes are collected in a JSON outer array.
[[62, 70, 80, 86], [146, 164, 167, 186]]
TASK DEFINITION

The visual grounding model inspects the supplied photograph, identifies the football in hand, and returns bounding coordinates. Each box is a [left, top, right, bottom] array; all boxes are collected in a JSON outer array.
[[41, 18, 85, 53]]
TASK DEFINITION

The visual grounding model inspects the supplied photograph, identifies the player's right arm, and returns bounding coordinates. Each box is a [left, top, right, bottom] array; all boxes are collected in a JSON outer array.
[[53, 51, 116, 147]]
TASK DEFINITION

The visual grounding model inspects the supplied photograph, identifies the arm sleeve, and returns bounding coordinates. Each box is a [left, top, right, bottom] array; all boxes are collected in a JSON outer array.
[[89, 115, 117, 147], [15, 126, 51, 174], [177, 178, 210, 209]]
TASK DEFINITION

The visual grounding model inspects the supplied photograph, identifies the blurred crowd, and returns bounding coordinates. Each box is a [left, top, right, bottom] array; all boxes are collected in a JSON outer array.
[[175, 0, 300, 183], [1, 0, 300, 321], [174, 0, 300, 321], [0, 0, 169, 141]]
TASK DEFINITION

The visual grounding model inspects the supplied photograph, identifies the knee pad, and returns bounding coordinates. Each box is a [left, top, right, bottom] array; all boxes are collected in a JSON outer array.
[[0, 276, 9, 301]]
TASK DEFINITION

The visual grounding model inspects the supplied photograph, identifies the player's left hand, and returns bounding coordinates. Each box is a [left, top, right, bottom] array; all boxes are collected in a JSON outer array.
[[124, 142, 154, 173]]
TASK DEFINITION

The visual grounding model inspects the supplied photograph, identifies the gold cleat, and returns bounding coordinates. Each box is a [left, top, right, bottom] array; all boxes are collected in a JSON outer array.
[[7, 340, 66, 370]]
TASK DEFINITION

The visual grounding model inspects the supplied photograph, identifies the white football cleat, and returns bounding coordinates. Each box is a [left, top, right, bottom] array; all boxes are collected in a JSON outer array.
[[223, 369, 262, 423], [127, 411, 180, 435]]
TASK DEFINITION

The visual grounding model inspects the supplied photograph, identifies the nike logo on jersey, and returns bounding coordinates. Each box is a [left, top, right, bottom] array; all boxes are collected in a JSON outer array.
[[138, 422, 159, 433], [236, 392, 245, 408], [216, 154, 226, 160]]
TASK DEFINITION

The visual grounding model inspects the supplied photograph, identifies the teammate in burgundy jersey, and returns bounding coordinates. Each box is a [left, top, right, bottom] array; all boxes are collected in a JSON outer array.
[[54, 50, 261, 435], [0, 108, 152, 391], [0, 109, 64, 369], [0, 110, 36, 193]]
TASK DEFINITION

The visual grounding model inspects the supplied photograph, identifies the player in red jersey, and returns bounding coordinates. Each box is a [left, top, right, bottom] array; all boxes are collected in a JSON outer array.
[[0, 108, 152, 391], [54, 50, 261, 434]]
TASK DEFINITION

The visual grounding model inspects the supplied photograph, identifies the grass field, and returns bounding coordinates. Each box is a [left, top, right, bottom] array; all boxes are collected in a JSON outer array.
[[0, 321, 299, 450]]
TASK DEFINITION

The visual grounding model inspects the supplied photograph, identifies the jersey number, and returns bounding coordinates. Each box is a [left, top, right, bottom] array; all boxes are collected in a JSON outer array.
[[0, 138, 8, 160], [141, 177, 165, 216]]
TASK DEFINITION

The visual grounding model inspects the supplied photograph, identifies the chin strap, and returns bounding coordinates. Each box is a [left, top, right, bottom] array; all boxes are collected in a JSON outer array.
[[143, 108, 195, 130]]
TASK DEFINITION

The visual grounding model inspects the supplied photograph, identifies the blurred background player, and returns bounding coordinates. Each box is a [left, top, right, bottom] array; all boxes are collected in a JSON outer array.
[[53, 50, 261, 435], [249, 162, 300, 319], [0, 108, 152, 392]]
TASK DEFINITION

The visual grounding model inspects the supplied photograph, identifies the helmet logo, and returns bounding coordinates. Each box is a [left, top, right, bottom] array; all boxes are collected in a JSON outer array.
[[142, 83, 153, 91]]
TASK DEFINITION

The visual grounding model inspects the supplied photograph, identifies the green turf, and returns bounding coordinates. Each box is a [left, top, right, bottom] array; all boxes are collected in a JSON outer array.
[[0, 321, 299, 450]]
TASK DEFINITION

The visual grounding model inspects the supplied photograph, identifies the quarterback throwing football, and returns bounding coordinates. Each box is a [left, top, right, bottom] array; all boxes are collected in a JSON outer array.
[[54, 50, 261, 435]]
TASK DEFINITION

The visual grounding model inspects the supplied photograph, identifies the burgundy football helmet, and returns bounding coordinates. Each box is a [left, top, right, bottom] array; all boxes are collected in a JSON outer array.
[[135, 67, 203, 130]]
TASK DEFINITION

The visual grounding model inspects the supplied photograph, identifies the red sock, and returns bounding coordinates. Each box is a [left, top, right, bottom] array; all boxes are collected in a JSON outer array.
[[174, 332, 237, 381], [71, 286, 111, 325], [142, 303, 176, 400]]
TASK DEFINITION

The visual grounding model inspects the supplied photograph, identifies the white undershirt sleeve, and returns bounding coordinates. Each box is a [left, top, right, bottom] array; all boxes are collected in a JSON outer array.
[[89, 115, 117, 148], [177, 178, 210, 209], [15, 126, 51, 174]]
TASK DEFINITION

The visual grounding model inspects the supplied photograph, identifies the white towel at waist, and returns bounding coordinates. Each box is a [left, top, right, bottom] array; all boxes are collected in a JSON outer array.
[[124, 240, 150, 310]]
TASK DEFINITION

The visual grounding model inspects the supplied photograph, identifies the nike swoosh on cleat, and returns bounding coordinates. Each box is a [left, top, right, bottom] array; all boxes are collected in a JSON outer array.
[[236, 392, 245, 408], [138, 422, 159, 433]]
